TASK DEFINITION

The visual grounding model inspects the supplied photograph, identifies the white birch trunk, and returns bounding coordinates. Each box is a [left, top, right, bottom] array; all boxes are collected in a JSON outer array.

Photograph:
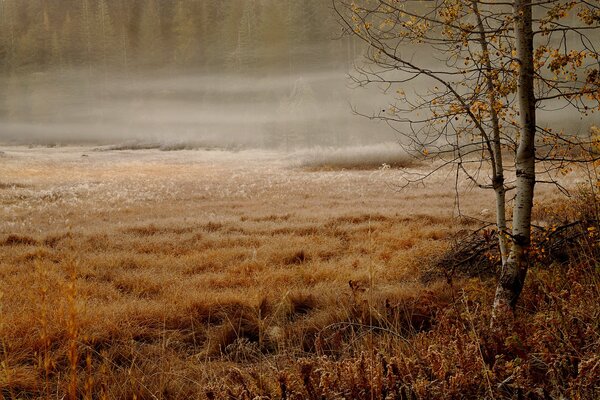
[[492, 0, 536, 317], [472, 0, 509, 264]]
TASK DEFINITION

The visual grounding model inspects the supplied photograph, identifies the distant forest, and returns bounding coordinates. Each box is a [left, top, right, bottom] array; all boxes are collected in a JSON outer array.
[[0, 0, 347, 74]]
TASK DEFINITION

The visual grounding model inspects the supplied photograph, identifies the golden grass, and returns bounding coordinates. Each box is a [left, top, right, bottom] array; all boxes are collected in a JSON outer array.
[[0, 146, 586, 398]]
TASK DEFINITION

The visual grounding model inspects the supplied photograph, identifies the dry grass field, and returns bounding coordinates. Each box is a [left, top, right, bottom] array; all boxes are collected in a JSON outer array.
[[0, 146, 597, 399]]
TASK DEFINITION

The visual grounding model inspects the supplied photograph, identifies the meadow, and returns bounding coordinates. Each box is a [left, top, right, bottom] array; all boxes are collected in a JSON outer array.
[[0, 146, 597, 399]]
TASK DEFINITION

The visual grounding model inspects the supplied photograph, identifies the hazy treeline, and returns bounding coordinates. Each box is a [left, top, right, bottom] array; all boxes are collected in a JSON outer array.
[[0, 1, 592, 148], [0, 0, 382, 149], [0, 0, 345, 73]]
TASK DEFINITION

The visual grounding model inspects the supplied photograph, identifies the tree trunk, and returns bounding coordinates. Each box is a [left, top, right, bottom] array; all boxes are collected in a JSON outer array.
[[492, 0, 536, 319], [472, 0, 509, 264]]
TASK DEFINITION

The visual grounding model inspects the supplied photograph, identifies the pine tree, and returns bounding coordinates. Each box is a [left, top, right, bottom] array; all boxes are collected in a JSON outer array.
[[258, 0, 289, 72], [172, 0, 198, 66], [49, 31, 63, 67], [219, 1, 243, 71], [80, 0, 93, 65], [14, 1, 49, 70], [95, 0, 115, 69], [138, 0, 163, 66], [114, 0, 132, 70], [60, 11, 78, 66], [0, 0, 12, 72], [200, 1, 236, 71], [230, 0, 259, 71]]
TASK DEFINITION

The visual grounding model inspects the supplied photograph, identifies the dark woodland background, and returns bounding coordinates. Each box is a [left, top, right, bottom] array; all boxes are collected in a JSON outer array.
[[0, 0, 347, 73]]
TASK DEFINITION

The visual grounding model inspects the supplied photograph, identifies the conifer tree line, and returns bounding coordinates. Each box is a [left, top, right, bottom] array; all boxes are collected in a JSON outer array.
[[0, 0, 343, 73]]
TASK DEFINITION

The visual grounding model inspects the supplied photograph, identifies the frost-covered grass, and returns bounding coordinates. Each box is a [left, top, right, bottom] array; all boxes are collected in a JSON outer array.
[[290, 143, 420, 170]]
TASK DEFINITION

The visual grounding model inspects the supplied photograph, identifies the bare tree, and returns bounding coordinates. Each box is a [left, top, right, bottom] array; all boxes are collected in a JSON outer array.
[[333, 0, 600, 322]]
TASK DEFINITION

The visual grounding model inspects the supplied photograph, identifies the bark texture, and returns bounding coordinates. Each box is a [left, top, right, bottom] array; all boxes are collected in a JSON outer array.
[[492, 0, 536, 318]]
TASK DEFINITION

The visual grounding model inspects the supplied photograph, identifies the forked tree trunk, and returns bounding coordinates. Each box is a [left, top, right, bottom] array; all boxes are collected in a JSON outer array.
[[492, 0, 536, 319]]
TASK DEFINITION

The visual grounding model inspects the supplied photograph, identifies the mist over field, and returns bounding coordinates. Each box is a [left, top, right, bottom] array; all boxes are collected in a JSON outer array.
[[0, 68, 395, 148], [0, 0, 596, 148], [0, 0, 397, 149]]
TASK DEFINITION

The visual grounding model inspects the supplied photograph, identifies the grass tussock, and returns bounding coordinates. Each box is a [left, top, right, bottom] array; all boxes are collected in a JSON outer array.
[[2, 234, 38, 246], [0, 147, 596, 399], [0, 182, 27, 189], [291, 143, 420, 170]]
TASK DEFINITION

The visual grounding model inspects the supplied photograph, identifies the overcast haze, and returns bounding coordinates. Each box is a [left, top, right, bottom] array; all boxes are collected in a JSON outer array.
[[0, 0, 596, 148], [0, 0, 399, 148]]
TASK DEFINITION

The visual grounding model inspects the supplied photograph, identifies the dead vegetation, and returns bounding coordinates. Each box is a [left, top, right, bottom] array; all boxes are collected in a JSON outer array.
[[0, 147, 597, 399], [427, 188, 600, 286]]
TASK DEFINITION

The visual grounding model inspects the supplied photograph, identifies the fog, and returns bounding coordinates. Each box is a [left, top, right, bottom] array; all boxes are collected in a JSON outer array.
[[0, 0, 596, 149], [1, 0, 392, 149], [1, 65, 595, 150], [0, 67, 395, 149]]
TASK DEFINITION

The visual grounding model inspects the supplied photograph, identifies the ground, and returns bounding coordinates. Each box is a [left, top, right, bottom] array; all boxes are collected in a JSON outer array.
[[0, 146, 580, 398]]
